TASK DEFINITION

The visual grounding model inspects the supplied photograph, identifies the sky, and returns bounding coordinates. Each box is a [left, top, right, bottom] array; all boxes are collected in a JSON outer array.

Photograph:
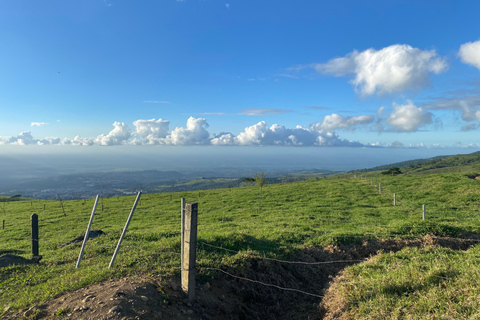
[[0, 1, 479, 156]]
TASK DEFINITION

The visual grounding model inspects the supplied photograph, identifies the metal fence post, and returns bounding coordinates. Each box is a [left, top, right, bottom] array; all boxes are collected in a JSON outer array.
[[109, 191, 142, 268], [76, 195, 99, 268]]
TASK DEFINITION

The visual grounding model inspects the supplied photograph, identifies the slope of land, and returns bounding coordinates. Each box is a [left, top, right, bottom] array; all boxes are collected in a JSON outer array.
[[1, 153, 480, 319]]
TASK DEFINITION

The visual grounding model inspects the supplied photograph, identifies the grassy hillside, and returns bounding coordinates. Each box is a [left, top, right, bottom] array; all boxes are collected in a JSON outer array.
[[1, 171, 480, 318], [353, 151, 480, 175]]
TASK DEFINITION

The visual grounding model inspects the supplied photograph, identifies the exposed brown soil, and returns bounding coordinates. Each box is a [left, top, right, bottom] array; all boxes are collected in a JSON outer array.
[[2, 235, 477, 320]]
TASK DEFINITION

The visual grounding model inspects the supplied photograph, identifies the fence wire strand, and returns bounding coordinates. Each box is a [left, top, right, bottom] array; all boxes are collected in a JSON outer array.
[[201, 267, 324, 298]]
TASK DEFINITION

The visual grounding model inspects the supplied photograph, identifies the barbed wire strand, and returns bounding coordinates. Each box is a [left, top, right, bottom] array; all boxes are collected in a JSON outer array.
[[202, 267, 323, 298]]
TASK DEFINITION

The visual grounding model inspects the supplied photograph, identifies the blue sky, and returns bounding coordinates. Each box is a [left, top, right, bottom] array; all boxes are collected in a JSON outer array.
[[0, 0, 479, 150]]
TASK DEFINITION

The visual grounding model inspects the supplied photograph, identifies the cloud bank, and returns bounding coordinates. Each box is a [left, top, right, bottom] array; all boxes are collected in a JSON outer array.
[[312, 44, 448, 95], [1, 116, 367, 147]]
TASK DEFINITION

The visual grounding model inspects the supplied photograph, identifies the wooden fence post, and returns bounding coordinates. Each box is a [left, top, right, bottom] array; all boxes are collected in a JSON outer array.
[[394, 193, 396, 206], [181, 198, 185, 286], [31, 214, 42, 261], [182, 202, 198, 302], [379, 183, 382, 195], [422, 204, 426, 220]]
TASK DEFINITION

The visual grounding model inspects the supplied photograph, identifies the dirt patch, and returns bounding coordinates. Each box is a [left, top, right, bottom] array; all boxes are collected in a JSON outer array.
[[3, 235, 477, 320]]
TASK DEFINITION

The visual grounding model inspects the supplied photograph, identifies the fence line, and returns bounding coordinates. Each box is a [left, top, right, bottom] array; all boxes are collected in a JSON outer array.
[[199, 242, 364, 265]]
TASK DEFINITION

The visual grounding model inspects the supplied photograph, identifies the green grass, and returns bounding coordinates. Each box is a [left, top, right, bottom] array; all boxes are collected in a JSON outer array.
[[324, 245, 480, 319], [1, 172, 480, 317]]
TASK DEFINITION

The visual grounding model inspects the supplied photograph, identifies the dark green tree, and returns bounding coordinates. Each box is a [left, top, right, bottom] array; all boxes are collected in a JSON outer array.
[[253, 172, 266, 212]]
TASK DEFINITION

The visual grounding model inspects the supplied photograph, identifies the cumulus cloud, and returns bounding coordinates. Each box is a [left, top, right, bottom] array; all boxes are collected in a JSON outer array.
[[385, 101, 433, 132], [2, 117, 366, 147], [31, 122, 48, 127], [240, 108, 293, 116], [217, 121, 363, 146], [133, 118, 170, 144], [458, 40, 480, 71], [95, 122, 132, 146], [165, 116, 210, 145], [7, 131, 62, 145], [313, 44, 447, 95], [311, 113, 374, 131]]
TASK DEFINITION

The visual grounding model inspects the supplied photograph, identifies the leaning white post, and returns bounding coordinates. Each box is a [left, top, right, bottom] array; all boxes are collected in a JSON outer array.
[[76, 195, 99, 268], [422, 204, 426, 220], [109, 191, 142, 268], [393, 193, 396, 206]]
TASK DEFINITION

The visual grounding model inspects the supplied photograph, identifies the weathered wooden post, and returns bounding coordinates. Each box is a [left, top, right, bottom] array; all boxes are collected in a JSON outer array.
[[182, 202, 198, 302], [181, 198, 185, 285], [31, 214, 42, 261], [43, 204, 45, 210], [422, 204, 426, 220], [394, 193, 396, 206], [379, 183, 382, 194]]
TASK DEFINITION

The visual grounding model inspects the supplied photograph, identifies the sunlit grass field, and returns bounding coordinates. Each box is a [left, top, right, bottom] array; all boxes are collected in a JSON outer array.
[[1, 172, 480, 317]]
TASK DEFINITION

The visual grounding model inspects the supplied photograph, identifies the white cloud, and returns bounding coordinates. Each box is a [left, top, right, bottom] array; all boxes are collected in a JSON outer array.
[[459, 40, 480, 71], [133, 118, 170, 144], [313, 44, 448, 95], [225, 3, 230, 8], [230, 121, 363, 146], [385, 101, 433, 132], [95, 122, 132, 146], [0, 117, 371, 148], [211, 132, 236, 145], [9, 131, 38, 145], [31, 122, 48, 127], [311, 113, 374, 131], [240, 108, 293, 116], [69, 136, 94, 146], [7, 131, 62, 145], [165, 116, 210, 145]]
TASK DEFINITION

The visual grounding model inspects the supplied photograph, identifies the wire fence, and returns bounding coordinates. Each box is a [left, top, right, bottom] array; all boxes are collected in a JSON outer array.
[[2, 177, 480, 299]]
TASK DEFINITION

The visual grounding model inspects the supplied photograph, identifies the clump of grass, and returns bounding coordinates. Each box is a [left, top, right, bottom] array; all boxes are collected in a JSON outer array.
[[322, 245, 480, 319]]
